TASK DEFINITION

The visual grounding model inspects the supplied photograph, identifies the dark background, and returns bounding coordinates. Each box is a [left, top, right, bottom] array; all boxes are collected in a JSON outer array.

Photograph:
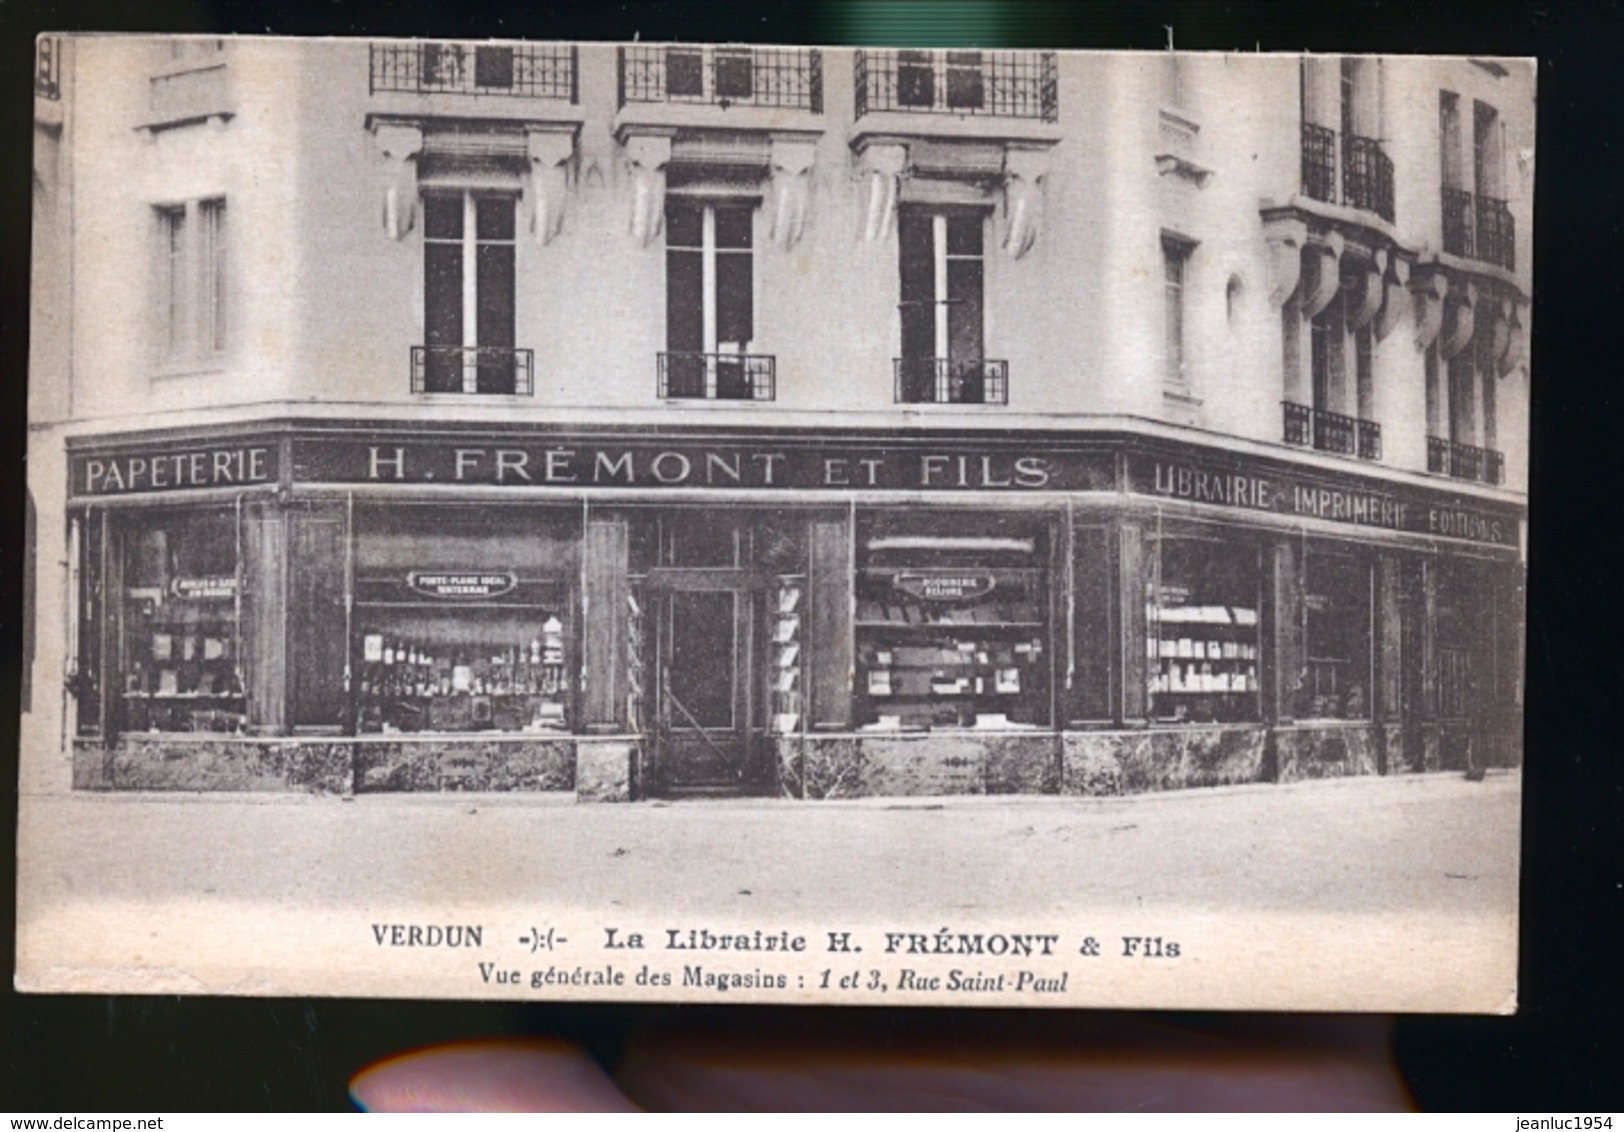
[[2, 0, 1620, 1111]]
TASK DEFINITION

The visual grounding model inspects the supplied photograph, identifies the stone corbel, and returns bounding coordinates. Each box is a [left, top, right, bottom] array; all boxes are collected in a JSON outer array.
[[1299, 230, 1345, 320], [768, 136, 818, 251], [1262, 214, 1309, 308], [373, 122, 423, 241], [1002, 146, 1049, 260], [526, 128, 575, 246], [1411, 270, 1448, 352], [1439, 281, 1478, 360], [1345, 248, 1387, 331], [1487, 297, 1511, 367], [624, 133, 672, 247], [1375, 256, 1410, 342], [856, 142, 907, 244], [1497, 300, 1526, 377]]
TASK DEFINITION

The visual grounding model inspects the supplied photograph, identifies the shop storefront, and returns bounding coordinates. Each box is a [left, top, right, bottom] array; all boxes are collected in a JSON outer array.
[[64, 421, 1523, 800]]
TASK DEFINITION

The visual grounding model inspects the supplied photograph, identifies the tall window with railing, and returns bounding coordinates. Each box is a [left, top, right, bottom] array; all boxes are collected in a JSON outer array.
[[1440, 90, 1515, 270], [1300, 57, 1392, 222], [662, 200, 772, 401], [1283, 265, 1380, 461], [419, 192, 530, 395], [1474, 100, 1514, 269], [896, 207, 1006, 405]]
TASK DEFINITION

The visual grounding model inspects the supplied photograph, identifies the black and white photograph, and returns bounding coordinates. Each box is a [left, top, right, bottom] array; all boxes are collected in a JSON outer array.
[[15, 33, 1531, 1014]]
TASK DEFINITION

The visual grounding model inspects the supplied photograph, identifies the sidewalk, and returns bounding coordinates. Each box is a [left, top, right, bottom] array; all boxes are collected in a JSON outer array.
[[20, 770, 1520, 918]]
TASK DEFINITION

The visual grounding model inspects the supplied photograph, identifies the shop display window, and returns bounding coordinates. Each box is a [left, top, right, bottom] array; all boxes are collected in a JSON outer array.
[[855, 513, 1052, 730], [1147, 536, 1260, 723], [1298, 551, 1372, 720], [118, 509, 244, 733], [352, 508, 577, 735], [1434, 559, 1476, 720]]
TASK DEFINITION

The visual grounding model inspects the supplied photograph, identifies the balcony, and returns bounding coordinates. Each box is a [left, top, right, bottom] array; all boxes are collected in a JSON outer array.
[[1475, 195, 1516, 271], [370, 42, 577, 102], [1428, 436, 1505, 485], [1342, 135, 1395, 222], [658, 352, 776, 401], [1299, 125, 1395, 224], [1441, 187, 1474, 258], [36, 35, 61, 100], [895, 357, 1009, 405], [618, 46, 821, 112], [1300, 122, 1337, 204], [855, 49, 1057, 122], [411, 346, 534, 395], [1282, 402, 1381, 461]]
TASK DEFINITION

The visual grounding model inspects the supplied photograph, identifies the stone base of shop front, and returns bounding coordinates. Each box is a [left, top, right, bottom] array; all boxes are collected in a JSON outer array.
[[73, 721, 1507, 800], [773, 732, 1062, 799], [1060, 728, 1268, 795], [73, 736, 357, 794], [71, 736, 583, 797]]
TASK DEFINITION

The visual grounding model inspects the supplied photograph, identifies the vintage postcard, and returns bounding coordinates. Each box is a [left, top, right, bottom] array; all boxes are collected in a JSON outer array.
[[17, 36, 1528, 1011]]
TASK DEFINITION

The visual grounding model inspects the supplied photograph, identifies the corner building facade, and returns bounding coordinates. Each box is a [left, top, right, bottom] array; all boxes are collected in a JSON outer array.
[[27, 39, 1530, 799]]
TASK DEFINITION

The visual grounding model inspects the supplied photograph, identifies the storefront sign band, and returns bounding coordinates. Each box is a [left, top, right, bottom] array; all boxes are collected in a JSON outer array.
[[68, 430, 1521, 548]]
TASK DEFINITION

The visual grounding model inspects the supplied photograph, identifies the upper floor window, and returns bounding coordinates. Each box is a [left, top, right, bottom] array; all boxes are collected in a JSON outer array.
[[618, 45, 822, 112], [896, 207, 1005, 404], [1162, 236, 1194, 391], [418, 191, 531, 395], [1425, 326, 1505, 485], [1300, 57, 1392, 222], [1439, 92, 1514, 269], [1282, 262, 1380, 461], [155, 197, 226, 366], [660, 199, 773, 400], [370, 42, 577, 102], [854, 49, 1057, 122]]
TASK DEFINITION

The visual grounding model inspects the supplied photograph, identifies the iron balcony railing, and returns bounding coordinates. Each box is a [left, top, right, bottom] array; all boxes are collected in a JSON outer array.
[[36, 35, 61, 100], [1342, 134, 1395, 223], [1300, 122, 1337, 204], [370, 42, 577, 101], [411, 346, 535, 395], [895, 357, 1009, 405], [1356, 417, 1383, 461], [1441, 186, 1474, 258], [1282, 402, 1381, 461], [1429, 437, 1505, 485], [1449, 440, 1482, 482], [1485, 447, 1506, 485], [1300, 125, 1395, 223], [1427, 435, 1451, 475], [658, 352, 776, 401], [1476, 195, 1516, 271], [618, 46, 822, 112], [854, 49, 1057, 122]]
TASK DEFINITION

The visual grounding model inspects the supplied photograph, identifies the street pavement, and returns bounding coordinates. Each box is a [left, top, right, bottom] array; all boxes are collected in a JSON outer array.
[[20, 769, 1519, 918], [16, 771, 1521, 1008]]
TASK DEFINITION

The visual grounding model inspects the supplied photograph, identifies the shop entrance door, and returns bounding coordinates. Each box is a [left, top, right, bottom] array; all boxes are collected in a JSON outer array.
[[649, 572, 759, 795]]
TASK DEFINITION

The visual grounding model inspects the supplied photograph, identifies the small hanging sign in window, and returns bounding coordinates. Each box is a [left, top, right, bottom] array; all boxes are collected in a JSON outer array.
[[408, 571, 518, 600], [892, 571, 997, 602], [171, 575, 237, 600]]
